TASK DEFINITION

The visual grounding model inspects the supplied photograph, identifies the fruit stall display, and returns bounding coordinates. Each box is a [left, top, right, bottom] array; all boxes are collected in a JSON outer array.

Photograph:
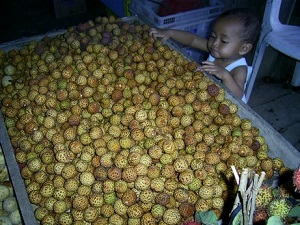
[[0, 15, 299, 224]]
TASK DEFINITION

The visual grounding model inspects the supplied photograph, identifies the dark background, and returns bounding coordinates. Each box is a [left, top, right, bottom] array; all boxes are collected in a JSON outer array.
[[0, 0, 107, 44], [0, 0, 298, 44]]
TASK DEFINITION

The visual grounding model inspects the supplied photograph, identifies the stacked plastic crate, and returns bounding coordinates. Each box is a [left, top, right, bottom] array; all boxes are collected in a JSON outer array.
[[130, 0, 224, 62]]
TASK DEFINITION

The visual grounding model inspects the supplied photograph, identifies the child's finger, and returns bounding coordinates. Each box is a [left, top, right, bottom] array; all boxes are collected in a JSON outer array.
[[149, 28, 160, 38], [150, 31, 164, 40], [201, 65, 213, 71], [149, 28, 157, 34], [201, 61, 214, 65]]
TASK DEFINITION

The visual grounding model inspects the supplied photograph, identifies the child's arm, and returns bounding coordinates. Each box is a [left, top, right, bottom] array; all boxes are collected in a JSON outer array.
[[149, 28, 208, 52], [201, 61, 247, 99]]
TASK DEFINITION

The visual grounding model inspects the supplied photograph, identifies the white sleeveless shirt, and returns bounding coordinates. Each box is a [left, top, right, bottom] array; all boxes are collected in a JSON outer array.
[[207, 55, 251, 103]]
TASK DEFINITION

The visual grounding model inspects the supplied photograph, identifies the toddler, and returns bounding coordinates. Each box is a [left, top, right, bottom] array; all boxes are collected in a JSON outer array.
[[149, 8, 261, 103]]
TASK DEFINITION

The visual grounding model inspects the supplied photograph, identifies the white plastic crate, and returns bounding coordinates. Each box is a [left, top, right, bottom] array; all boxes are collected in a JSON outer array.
[[189, 17, 215, 37], [129, 0, 224, 28]]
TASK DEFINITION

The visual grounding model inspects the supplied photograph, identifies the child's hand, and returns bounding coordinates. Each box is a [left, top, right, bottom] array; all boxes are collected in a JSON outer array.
[[149, 28, 170, 42], [201, 61, 229, 80]]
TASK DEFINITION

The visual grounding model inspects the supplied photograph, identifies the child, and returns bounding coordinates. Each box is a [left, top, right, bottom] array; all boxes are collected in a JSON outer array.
[[149, 8, 261, 103]]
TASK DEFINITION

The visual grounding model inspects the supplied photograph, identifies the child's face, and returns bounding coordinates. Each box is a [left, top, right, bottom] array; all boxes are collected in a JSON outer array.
[[207, 17, 247, 61]]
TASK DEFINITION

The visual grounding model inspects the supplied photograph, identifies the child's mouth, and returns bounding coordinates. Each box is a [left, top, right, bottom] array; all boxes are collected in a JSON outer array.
[[210, 48, 218, 57]]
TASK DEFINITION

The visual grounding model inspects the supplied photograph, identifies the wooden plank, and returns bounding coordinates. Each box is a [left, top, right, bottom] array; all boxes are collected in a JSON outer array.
[[0, 113, 37, 225], [0, 30, 66, 52], [225, 88, 300, 170]]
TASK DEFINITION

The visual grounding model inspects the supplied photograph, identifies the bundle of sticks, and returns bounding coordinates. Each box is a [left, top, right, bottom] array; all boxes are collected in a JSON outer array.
[[230, 166, 266, 224]]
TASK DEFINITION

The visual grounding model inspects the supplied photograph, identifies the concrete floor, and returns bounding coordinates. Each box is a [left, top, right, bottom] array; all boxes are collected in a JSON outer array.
[[249, 78, 300, 152]]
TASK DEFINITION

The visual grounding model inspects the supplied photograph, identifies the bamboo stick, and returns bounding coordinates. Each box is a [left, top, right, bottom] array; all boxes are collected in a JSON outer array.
[[249, 171, 266, 224], [230, 168, 266, 225]]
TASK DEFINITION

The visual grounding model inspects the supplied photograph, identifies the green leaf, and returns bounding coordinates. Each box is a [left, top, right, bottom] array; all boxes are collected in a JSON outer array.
[[195, 210, 218, 225], [288, 205, 300, 217], [272, 188, 279, 198], [231, 210, 242, 225], [267, 216, 283, 225]]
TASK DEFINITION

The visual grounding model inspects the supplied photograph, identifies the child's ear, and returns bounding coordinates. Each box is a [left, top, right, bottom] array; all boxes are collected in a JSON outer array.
[[239, 43, 253, 55]]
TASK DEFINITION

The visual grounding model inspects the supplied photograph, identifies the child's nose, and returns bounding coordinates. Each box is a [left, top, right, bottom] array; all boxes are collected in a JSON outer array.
[[212, 38, 219, 47]]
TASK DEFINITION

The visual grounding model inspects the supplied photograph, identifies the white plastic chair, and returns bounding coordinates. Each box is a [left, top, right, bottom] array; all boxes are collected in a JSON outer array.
[[242, 66, 252, 103], [245, 0, 300, 103]]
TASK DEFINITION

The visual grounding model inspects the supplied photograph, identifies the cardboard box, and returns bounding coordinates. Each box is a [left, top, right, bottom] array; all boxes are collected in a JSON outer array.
[[53, 0, 87, 18]]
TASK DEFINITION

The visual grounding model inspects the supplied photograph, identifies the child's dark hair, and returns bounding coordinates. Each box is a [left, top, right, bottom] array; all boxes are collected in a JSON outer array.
[[218, 8, 261, 44]]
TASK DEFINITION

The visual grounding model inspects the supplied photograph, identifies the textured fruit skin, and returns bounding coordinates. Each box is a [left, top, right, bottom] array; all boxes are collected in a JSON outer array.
[[268, 198, 292, 219], [163, 208, 181, 225], [293, 166, 300, 192], [207, 84, 219, 97], [4, 64, 17, 76], [179, 202, 195, 218], [253, 209, 268, 224], [182, 220, 201, 225], [255, 185, 273, 208]]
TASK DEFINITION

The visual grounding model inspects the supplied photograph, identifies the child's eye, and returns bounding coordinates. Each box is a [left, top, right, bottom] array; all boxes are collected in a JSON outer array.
[[221, 39, 228, 43]]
